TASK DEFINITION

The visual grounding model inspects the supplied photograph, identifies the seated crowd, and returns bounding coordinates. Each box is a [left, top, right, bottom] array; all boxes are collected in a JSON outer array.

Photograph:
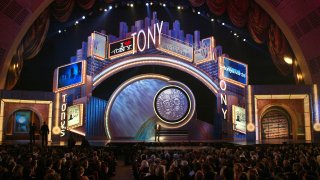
[[132, 143, 320, 180], [0, 143, 117, 180]]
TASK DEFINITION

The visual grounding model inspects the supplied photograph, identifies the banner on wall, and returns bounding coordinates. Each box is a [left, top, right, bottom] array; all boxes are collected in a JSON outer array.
[[194, 36, 215, 64], [88, 32, 108, 60], [108, 37, 135, 59], [67, 104, 83, 129], [232, 105, 246, 134], [157, 34, 193, 62], [219, 57, 248, 87]]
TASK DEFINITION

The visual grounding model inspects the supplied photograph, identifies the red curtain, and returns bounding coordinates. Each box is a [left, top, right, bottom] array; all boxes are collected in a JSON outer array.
[[78, 0, 96, 10], [5, 9, 50, 90], [206, 0, 228, 16], [5, 44, 24, 90], [227, 0, 249, 28], [189, 0, 205, 7], [248, 3, 271, 44], [268, 23, 292, 76], [23, 10, 50, 60], [52, 0, 75, 22]]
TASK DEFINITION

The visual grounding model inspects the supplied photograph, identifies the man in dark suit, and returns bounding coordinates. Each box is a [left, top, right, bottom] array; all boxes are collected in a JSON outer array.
[[154, 123, 161, 142], [40, 122, 49, 146], [29, 123, 36, 145]]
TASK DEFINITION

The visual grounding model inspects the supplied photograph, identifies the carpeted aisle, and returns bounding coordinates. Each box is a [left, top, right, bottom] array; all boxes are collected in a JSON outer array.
[[111, 159, 134, 180]]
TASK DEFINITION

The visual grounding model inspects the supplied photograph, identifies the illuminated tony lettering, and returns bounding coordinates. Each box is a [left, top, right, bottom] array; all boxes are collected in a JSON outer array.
[[220, 80, 227, 120], [131, 21, 163, 53], [60, 94, 67, 137]]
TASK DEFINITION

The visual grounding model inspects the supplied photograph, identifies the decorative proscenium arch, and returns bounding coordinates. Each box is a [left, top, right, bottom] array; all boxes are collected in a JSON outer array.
[[93, 56, 220, 95]]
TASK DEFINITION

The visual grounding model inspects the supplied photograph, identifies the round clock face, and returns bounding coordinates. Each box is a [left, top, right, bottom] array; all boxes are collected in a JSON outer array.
[[154, 86, 190, 123]]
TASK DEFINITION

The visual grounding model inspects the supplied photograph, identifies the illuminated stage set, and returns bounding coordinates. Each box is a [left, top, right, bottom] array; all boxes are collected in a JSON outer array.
[[1, 12, 319, 144]]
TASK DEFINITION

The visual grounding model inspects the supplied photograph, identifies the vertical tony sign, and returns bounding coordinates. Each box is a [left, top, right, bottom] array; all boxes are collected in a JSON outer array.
[[219, 57, 248, 121]]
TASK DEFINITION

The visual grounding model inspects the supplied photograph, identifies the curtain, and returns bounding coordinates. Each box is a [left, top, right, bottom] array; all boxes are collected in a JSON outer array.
[[206, 0, 228, 16], [189, 0, 205, 7], [268, 23, 292, 76], [52, 0, 75, 22], [5, 9, 50, 90], [227, 0, 249, 28], [78, 0, 96, 10], [248, 3, 271, 44]]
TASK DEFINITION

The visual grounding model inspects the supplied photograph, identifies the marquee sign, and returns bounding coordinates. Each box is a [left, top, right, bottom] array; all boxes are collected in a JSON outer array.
[[108, 37, 135, 59], [157, 34, 193, 63], [219, 57, 248, 87]]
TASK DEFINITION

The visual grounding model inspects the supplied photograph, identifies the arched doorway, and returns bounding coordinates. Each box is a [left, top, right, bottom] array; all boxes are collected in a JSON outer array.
[[261, 107, 292, 140], [5, 109, 41, 140]]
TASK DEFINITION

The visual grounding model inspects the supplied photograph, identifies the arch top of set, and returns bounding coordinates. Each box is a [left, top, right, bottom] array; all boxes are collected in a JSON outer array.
[[92, 56, 220, 95]]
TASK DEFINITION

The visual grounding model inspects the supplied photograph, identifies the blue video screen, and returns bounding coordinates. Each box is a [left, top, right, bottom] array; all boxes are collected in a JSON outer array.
[[15, 111, 31, 133], [222, 57, 247, 85], [57, 61, 83, 89]]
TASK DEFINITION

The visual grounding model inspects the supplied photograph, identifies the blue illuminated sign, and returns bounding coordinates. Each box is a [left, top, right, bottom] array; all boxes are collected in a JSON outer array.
[[220, 57, 247, 86]]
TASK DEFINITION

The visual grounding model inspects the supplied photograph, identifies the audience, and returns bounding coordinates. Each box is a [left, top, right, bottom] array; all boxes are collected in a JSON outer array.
[[1, 142, 320, 179], [131, 143, 320, 180], [0, 144, 117, 180]]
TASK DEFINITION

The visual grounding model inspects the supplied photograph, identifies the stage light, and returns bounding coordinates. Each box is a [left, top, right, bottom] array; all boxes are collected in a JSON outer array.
[[64, 29, 67, 32], [211, 18, 214, 22], [230, 30, 232, 33], [177, 6, 181, 10], [82, 16, 85, 19], [104, 8, 107, 12], [243, 38, 246, 42], [75, 21, 79, 25], [146, 3, 149, 6], [130, 3, 134, 7], [222, 22, 225, 25], [283, 56, 293, 65], [109, 5, 112, 10], [58, 30, 61, 33], [197, 11, 200, 15], [163, 3, 166, 7], [150, 2, 153, 5], [234, 33, 237, 36]]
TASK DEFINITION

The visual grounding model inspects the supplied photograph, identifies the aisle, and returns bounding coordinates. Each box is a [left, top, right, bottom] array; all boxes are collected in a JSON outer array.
[[111, 159, 135, 180]]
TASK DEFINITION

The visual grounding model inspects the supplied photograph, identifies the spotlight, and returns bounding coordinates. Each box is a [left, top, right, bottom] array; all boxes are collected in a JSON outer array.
[[64, 29, 67, 32], [230, 30, 233, 33], [146, 3, 149, 6], [104, 8, 107, 12], [150, 2, 153, 5], [163, 3, 166, 7], [234, 33, 237, 36], [283, 56, 293, 64], [197, 11, 200, 15], [222, 22, 225, 25], [177, 6, 181, 10], [58, 30, 61, 33], [82, 16, 85, 19], [130, 3, 134, 7], [109, 5, 112, 10], [75, 21, 79, 25], [211, 18, 214, 22], [243, 39, 246, 42]]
